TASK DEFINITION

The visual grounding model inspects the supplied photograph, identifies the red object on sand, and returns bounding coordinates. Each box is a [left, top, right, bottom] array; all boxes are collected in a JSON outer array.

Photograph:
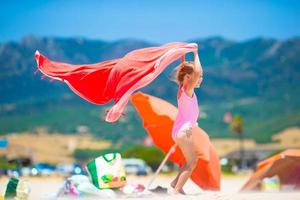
[[34, 42, 197, 122], [130, 92, 221, 191]]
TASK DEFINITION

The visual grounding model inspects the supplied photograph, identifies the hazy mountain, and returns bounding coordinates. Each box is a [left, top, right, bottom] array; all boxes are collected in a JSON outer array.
[[0, 36, 299, 143]]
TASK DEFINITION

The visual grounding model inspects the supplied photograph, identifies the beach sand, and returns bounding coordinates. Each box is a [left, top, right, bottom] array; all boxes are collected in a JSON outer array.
[[1, 174, 300, 200]]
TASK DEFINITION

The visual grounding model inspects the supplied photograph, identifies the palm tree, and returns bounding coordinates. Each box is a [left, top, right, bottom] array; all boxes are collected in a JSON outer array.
[[230, 114, 245, 169]]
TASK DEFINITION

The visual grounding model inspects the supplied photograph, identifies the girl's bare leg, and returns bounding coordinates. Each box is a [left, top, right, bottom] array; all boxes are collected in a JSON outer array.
[[173, 158, 197, 193], [170, 163, 186, 194], [172, 129, 198, 194]]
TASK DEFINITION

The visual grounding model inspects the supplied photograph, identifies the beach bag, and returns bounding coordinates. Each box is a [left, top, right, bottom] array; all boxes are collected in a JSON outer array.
[[86, 153, 126, 189], [4, 178, 30, 200]]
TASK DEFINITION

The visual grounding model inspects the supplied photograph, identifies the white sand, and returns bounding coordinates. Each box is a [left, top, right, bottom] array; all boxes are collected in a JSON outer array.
[[1, 174, 300, 200]]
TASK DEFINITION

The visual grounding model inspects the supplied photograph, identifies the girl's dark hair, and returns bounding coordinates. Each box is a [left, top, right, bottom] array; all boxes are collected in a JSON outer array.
[[176, 61, 194, 87]]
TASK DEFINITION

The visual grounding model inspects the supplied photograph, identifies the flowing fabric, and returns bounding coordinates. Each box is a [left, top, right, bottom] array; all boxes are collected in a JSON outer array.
[[34, 42, 197, 122]]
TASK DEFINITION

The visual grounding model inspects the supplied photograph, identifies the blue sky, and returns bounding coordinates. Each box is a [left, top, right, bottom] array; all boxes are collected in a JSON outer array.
[[0, 0, 299, 43]]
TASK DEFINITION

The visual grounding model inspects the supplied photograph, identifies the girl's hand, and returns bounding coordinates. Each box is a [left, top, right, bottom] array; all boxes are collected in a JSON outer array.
[[193, 49, 198, 55], [180, 55, 185, 64]]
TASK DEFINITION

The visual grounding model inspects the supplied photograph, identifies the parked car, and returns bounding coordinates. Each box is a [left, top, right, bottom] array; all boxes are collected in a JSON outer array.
[[7, 168, 21, 177], [56, 163, 73, 176], [31, 163, 55, 176], [122, 158, 152, 176], [56, 163, 86, 176], [72, 163, 86, 175], [21, 167, 32, 176]]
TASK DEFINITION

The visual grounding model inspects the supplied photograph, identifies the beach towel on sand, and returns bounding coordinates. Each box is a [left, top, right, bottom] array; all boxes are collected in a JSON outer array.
[[34, 42, 197, 123]]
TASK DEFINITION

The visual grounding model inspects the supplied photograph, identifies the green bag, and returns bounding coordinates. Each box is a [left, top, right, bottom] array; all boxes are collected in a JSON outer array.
[[87, 153, 126, 189]]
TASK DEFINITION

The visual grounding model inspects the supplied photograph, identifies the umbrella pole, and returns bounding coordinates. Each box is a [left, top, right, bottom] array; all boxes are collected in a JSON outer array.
[[146, 144, 177, 190]]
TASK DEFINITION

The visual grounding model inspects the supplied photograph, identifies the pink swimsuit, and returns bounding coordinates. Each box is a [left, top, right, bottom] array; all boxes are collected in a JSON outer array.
[[172, 87, 199, 141]]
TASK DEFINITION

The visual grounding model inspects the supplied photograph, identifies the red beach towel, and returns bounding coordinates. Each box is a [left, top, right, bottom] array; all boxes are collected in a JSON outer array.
[[34, 42, 197, 122]]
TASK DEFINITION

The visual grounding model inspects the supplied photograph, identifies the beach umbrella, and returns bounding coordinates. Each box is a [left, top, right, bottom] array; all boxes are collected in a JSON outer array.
[[130, 92, 221, 191], [241, 149, 300, 191]]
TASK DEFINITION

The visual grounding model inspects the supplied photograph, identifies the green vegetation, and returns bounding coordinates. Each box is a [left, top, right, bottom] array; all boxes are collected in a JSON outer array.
[[1, 87, 300, 144], [73, 148, 123, 162], [0, 159, 17, 169]]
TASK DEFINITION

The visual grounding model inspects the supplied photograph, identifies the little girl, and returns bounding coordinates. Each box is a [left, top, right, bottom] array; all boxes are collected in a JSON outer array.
[[170, 49, 203, 194]]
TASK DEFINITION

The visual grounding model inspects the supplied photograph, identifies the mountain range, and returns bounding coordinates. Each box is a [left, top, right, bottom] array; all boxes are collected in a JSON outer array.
[[0, 35, 299, 143]]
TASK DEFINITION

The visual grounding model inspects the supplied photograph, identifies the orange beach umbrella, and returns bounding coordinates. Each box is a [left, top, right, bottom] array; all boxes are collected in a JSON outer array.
[[241, 149, 300, 191]]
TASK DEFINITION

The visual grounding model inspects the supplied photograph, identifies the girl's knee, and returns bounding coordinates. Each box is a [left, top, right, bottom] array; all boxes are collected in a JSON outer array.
[[185, 164, 196, 172], [186, 158, 198, 171]]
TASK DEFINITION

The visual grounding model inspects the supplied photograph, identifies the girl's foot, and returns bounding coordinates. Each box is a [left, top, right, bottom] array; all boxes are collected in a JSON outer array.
[[168, 188, 184, 196], [170, 182, 186, 195]]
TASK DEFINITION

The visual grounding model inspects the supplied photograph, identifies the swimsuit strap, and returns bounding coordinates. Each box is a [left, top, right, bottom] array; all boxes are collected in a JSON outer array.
[[181, 86, 185, 92], [178, 86, 185, 100], [181, 86, 194, 99]]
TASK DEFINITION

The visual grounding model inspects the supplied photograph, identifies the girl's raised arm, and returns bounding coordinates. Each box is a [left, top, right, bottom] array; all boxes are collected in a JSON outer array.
[[193, 50, 202, 75], [180, 55, 185, 65]]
